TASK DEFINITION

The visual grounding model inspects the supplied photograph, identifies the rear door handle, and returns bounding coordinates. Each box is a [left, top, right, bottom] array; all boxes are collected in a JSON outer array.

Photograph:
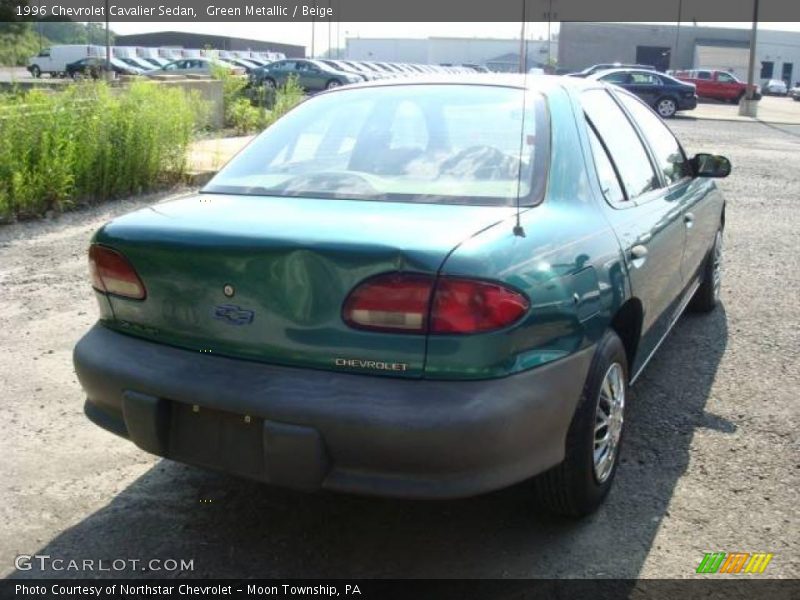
[[684, 212, 695, 227]]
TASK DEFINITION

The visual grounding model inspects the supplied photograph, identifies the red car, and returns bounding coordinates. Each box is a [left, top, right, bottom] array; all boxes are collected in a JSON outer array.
[[673, 69, 760, 103]]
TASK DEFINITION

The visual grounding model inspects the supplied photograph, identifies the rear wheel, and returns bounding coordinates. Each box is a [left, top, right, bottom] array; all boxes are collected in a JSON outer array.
[[534, 330, 628, 517], [690, 228, 723, 313], [655, 96, 677, 118], [326, 79, 342, 89]]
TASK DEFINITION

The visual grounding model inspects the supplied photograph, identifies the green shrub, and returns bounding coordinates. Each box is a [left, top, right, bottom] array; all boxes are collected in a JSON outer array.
[[212, 66, 304, 135], [0, 80, 204, 220]]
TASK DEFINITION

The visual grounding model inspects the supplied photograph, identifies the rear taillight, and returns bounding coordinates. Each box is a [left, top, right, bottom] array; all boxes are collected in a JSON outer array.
[[89, 245, 146, 300], [343, 273, 528, 335], [431, 278, 529, 334], [343, 273, 432, 333]]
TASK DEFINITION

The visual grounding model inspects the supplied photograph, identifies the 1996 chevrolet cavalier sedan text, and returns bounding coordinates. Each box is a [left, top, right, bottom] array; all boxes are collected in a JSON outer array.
[[74, 75, 730, 516]]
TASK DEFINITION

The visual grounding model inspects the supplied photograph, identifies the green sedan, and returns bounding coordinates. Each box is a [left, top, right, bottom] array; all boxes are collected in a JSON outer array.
[[74, 76, 730, 516]]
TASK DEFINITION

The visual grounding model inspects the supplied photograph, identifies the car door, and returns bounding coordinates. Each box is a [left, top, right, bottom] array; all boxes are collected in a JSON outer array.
[[581, 88, 688, 376], [614, 90, 717, 283], [627, 71, 662, 106], [715, 71, 740, 101]]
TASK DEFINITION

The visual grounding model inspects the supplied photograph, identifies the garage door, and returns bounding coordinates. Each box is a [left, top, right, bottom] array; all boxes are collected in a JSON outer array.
[[694, 45, 749, 79]]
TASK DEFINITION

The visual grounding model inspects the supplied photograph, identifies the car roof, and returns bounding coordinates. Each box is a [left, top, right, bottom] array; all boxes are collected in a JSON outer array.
[[586, 68, 662, 79], [322, 73, 604, 95]]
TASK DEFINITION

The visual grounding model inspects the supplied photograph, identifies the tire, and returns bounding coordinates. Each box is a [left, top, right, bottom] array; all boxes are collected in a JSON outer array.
[[263, 78, 276, 89], [29, 65, 41, 78], [689, 228, 723, 313], [326, 79, 342, 89], [534, 330, 629, 517], [655, 96, 677, 118]]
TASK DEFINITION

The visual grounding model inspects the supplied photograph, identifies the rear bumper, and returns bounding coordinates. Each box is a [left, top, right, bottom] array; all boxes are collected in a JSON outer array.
[[74, 324, 593, 499]]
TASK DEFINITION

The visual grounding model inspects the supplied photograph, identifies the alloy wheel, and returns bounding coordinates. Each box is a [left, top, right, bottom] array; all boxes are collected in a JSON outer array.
[[657, 98, 676, 118], [593, 362, 625, 483]]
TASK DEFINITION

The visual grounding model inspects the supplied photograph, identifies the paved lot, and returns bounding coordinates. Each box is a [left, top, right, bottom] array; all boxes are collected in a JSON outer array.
[[0, 119, 798, 579]]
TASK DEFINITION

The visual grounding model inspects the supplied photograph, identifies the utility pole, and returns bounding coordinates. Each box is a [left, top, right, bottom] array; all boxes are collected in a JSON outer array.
[[105, 0, 112, 81], [518, 0, 526, 73], [310, 18, 315, 57], [546, 0, 553, 67], [739, 0, 759, 115], [674, 0, 682, 69]]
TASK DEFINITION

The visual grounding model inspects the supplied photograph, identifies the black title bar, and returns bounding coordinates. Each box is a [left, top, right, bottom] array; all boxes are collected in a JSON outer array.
[[2, 0, 800, 22]]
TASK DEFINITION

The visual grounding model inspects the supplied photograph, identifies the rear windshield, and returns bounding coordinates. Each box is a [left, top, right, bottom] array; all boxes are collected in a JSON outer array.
[[203, 84, 549, 206]]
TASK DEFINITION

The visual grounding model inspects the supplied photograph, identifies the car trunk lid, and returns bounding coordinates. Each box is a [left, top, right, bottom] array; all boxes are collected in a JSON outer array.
[[94, 193, 514, 378]]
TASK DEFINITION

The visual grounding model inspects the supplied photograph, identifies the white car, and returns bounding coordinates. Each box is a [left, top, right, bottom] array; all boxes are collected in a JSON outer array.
[[763, 79, 788, 96], [789, 85, 800, 101]]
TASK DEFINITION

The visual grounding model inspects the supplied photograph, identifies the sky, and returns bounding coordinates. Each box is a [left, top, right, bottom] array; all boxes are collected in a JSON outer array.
[[110, 22, 800, 52]]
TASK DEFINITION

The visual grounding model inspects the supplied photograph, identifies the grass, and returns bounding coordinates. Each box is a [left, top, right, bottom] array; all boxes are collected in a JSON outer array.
[[0, 81, 204, 221], [211, 65, 305, 135]]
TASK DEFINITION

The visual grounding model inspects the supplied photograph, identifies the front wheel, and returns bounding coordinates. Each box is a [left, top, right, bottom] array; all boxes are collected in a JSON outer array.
[[29, 65, 41, 78], [655, 96, 677, 118], [690, 228, 723, 313], [326, 79, 342, 89], [534, 330, 628, 517]]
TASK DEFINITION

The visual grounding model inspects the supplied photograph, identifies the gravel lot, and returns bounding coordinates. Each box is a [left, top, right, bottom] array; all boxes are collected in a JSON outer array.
[[1, 119, 798, 580]]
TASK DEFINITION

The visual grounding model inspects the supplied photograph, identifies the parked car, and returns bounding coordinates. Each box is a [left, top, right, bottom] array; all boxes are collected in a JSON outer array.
[[251, 59, 362, 91], [27, 45, 104, 78], [673, 69, 760, 103], [75, 76, 729, 517], [762, 79, 788, 96], [789, 83, 800, 101], [318, 60, 372, 81], [590, 69, 697, 117], [146, 57, 245, 77], [569, 63, 656, 78], [66, 57, 143, 79]]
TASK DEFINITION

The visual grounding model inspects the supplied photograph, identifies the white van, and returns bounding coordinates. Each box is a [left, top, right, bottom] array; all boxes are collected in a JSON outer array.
[[27, 45, 104, 78]]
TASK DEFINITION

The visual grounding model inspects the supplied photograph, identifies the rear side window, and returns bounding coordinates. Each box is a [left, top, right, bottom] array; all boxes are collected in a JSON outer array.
[[586, 123, 625, 204], [581, 89, 658, 200], [617, 92, 688, 185]]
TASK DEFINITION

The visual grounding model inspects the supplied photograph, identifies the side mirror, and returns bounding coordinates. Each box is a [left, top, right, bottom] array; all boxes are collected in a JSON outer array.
[[691, 153, 731, 178]]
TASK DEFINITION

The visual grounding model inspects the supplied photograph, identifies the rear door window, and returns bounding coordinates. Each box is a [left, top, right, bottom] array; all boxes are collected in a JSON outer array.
[[586, 122, 626, 204], [581, 89, 659, 200]]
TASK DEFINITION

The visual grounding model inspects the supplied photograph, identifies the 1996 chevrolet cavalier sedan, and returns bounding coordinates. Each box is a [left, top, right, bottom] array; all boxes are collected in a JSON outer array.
[[74, 75, 730, 516]]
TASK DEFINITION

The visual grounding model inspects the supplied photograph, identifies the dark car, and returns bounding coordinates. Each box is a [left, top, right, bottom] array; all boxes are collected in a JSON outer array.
[[589, 69, 697, 118], [66, 57, 141, 79], [570, 63, 656, 78], [75, 75, 729, 516], [252, 59, 363, 91]]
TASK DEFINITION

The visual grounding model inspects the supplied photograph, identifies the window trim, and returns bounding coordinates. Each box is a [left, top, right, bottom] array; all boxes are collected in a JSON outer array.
[[581, 87, 662, 206], [585, 117, 630, 208]]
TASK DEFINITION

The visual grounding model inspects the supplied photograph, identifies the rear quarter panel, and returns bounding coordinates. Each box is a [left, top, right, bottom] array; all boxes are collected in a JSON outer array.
[[427, 87, 627, 380]]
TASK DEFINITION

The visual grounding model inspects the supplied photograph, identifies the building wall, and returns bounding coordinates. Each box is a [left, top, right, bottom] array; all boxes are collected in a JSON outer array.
[[115, 32, 304, 57], [345, 37, 556, 67], [558, 22, 800, 85]]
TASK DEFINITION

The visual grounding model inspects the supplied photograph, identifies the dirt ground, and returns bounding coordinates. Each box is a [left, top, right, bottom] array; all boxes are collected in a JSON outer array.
[[1, 119, 798, 580]]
